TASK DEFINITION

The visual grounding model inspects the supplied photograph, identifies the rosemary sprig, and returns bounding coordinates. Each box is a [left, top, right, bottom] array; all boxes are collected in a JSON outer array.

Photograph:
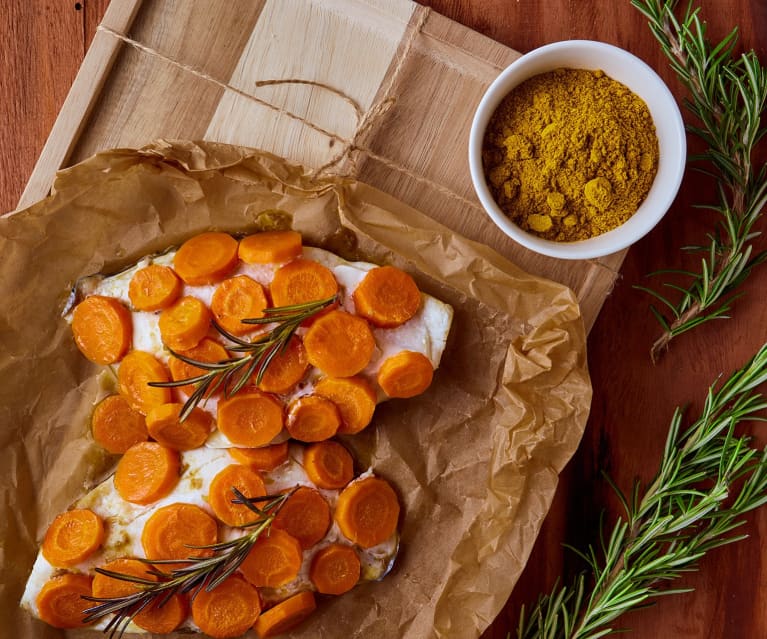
[[630, 0, 767, 362], [516, 343, 767, 639], [82, 487, 296, 638], [151, 295, 336, 420]]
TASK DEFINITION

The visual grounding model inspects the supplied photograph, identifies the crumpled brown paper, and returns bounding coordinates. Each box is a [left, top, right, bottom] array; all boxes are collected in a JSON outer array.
[[0, 140, 591, 639]]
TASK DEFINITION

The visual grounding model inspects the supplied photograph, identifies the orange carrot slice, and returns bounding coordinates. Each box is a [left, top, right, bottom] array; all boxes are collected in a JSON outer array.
[[238, 230, 303, 264], [41, 509, 105, 567], [303, 310, 375, 377], [208, 464, 266, 527], [285, 395, 340, 442], [229, 442, 289, 471], [128, 264, 182, 312], [168, 337, 229, 397], [303, 441, 354, 489], [253, 591, 316, 638], [256, 336, 309, 394], [92, 558, 187, 633], [36, 573, 93, 629], [309, 544, 361, 595], [141, 503, 218, 564], [269, 259, 338, 307], [313, 376, 377, 434], [159, 296, 212, 351], [114, 442, 179, 505], [377, 350, 434, 398], [191, 574, 261, 639], [240, 528, 303, 588], [217, 390, 284, 447], [71, 295, 132, 364], [173, 232, 239, 285], [211, 275, 269, 335], [145, 403, 213, 451], [91, 394, 148, 454], [272, 486, 330, 549], [335, 476, 400, 548], [117, 350, 171, 415], [352, 265, 421, 327]]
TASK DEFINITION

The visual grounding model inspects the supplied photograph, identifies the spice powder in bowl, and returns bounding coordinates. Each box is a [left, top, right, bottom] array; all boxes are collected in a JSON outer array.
[[482, 67, 659, 242]]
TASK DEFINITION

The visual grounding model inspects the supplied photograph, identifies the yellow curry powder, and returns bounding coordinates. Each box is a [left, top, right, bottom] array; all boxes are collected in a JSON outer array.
[[482, 68, 659, 242]]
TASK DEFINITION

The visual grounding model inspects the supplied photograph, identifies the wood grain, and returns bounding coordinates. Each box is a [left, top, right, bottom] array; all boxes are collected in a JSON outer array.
[[3, 2, 767, 639]]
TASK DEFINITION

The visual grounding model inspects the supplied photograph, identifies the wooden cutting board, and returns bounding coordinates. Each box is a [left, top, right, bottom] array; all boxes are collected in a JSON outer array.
[[17, 0, 625, 331]]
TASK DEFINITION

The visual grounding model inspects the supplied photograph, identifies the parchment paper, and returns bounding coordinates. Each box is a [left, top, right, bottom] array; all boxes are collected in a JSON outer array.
[[0, 140, 591, 639]]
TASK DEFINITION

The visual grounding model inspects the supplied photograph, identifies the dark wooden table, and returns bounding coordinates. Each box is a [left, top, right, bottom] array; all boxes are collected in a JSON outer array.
[[3, 1, 767, 638]]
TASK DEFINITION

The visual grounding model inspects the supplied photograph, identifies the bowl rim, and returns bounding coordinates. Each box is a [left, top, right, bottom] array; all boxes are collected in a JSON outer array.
[[468, 39, 687, 260]]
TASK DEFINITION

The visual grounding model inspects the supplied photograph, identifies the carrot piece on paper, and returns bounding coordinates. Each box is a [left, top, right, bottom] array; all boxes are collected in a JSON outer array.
[[309, 543, 361, 595], [313, 376, 377, 434], [114, 441, 179, 505], [117, 350, 171, 415], [168, 337, 229, 397], [191, 574, 261, 639], [253, 591, 316, 638], [352, 265, 421, 327], [377, 350, 434, 398], [36, 573, 94, 629], [159, 295, 212, 351], [269, 258, 338, 307], [335, 476, 400, 548], [240, 528, 303, 588], [303, 310, 375, 377], [145, 403, 213, 451], [272, 486, 330, 549], [173, 232, 239, 285], [41, 509, 105, 567], [208, 463, 266, 527], [238, 230, 303, 264], [128, 263, 182, 312], [91, 394, 148, 454], [256, 336, 309, 394], [285, 395, 341, 442], [303, 441, 354, 490], [229, 442, 289, 471], [71, 295, 132, 364], [217, 390, 284, 447], [141, 503, 218, 565], [211, 275, 269, 335]]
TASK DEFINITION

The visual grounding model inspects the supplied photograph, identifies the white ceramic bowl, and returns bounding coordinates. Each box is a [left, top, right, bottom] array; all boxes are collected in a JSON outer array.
[[468, 40, 686, 260]]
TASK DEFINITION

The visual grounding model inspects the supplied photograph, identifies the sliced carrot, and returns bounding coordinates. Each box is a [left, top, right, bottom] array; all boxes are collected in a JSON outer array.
[[128, 264, 182, 312], [168, 337, 230, 397], [253, 591, 316, 638], [239, 528, 303, 588], [377, 350, 434, 398], [208, 463, 266, 527], [191, 574, 261, 639], [146, 403, 213, 450], [229, 442, 289, 471], [41, 509, 105, 568], [173, 232, 239, 285], [303, 310, 375, 377], [71, 295, 132, 365], [159, 296, 212, 351], [313, 376, 377, 434], [91, 394, 148, 454], [335, 476, 400, 548], [141, 503, 218, 564], [36, 573, 93, 629], [238, 230, 303, 264], [211, 275, 269, 335], [309, 544, 361, 595], [92, 558, 187, 633], [217, 390, 284, 447], [285, 395, 340, 442], [272, 486, 330, 549], [114, 442, 179, 505], [352, 266, 421, 327], [269, 258, 339, 307], [303, 441, 354, 489], [117, 350, 171, 415], [257, 336, 309, 394]]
